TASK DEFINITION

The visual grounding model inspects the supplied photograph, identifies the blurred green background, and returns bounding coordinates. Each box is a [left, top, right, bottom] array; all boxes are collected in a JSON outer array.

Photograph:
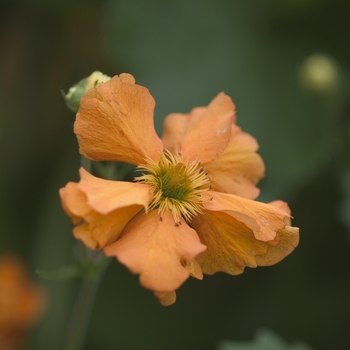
[[1, 0, 350, 349]]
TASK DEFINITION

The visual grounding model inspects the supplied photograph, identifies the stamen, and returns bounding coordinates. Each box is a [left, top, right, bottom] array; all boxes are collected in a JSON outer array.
[[135, 150, 210, 223]]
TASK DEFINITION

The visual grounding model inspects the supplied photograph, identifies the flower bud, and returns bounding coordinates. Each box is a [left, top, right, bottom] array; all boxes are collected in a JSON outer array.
[[299, 53, 339, 94], [63, 71, 111, 112]]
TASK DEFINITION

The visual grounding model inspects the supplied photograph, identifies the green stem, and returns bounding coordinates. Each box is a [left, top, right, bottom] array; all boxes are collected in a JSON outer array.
[[62, 253, 110, 350], [81, 156, 92, 172]]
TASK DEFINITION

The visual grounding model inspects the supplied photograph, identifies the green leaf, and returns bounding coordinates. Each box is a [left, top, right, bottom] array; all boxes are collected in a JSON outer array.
[[36, 264, 82, 281]]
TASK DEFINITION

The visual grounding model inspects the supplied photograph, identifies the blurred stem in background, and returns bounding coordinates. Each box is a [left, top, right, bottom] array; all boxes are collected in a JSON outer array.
[[63, 249, 110, 350], [61, 82, 115, 349], [60, 156, 131, 349], [81, 156, 92, 174]]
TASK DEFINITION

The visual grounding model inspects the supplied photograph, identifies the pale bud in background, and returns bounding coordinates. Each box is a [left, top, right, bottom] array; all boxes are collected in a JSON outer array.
[[299, 53, 339, 94], [84, 71, 111, 91], [63, 71, 111, 112]]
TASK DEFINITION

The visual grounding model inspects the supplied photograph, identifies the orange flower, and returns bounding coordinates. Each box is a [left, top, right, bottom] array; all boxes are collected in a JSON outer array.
[[0, 254, 46, 350], [60, 73, 299, 305]]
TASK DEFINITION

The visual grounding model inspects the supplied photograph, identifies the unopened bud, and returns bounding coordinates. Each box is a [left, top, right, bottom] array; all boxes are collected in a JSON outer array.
[[299, 53, 339, 94], [63, 71, 111, 112]]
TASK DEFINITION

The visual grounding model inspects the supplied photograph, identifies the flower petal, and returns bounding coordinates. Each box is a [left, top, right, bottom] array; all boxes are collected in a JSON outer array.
[[162, 107, 206, 154], [0, 255, 46, 331], [192, 192, 298, 275], [256, 226, 299, 266], [104, 210, 207, 292], [72, 205, 143, 249], [162, 93, 235, 163], [60, 182, 91, 225], [60, 182, 99, 249], [59, 169, 151, 249], [269, 200, 292, 225], [204, 125, 265, 199], [192, 210, 269, 275], [77, 168, 151, 215], [75, 73, 163, 165], [192, 208, 298, 275], [202, 191, 291, 242], [154, 291, 176, 306], [183, 260, 203, 280]]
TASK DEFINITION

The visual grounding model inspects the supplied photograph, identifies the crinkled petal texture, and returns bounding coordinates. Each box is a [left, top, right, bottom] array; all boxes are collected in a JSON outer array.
[[162, 94, 264, 198], [162, 92, 235, 163], [75, 73, 163, 165], [59, 168, 152, 249], [191, 191, 299, 275], [104, 210, 207, 296], [204, 125, 265, 199]]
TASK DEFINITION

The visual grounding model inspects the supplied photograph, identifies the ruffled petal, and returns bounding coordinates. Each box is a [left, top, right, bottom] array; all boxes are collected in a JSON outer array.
[[103, 210, 207, 292], [269, 200, 292, 225], [72, 205, 143, 250], [254, 200, 299, 265], [192, 192, 298, 275], [204, 124, 265, 199], [74, 73, 163, 165], [202, 191, 291, 241], [192, 210, 269, 275], [59, 169, 151, 249], [162, 107, 206, 154], [154, 291, 176, 306], [60, 182, 98, 249], [60, 182, 91, 225], [77, 168, 151, 215], [256, 226, 299, 266], [162, 93, 235, 163]]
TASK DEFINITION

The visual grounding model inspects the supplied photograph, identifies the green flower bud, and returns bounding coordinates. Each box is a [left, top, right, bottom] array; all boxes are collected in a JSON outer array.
[[63, 71, 111, 112]]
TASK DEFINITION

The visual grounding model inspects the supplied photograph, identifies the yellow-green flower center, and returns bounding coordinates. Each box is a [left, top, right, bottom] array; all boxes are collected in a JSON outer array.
[[136, 150, 210, 224]]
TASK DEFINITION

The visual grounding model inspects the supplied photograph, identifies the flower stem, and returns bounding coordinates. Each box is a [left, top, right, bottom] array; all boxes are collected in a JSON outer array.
[[62, 252, 110, 350], [81, 156, 92, 172]]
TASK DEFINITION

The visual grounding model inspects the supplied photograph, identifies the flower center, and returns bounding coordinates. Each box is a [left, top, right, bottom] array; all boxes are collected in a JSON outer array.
[[135, 150, 210, 224]]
